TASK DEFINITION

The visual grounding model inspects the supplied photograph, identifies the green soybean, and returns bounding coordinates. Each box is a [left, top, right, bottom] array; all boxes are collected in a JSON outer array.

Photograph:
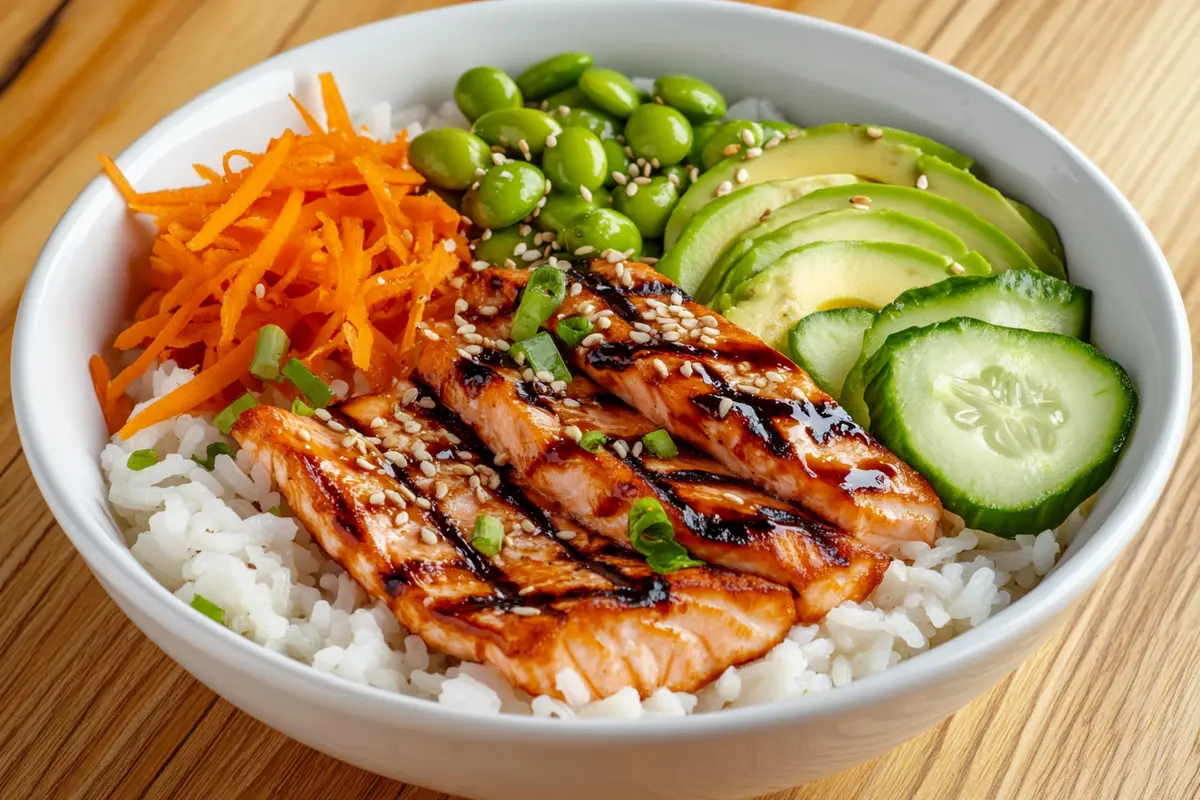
[[652, 74, 726, 121], [578, 68, 641, 119], [561, 208, 643, 259], [409, 128, 491, 191], [536, 193, 597, 233], [701, 120, 764, 169], [543, 128, 607, 193], [688, 120, 720, 167], [602, 139, 631, 186], [760, 120, 800, 141], [454, 67, 523, 122], [517, 53, 594, 100], [624, 104, 693, 167], [660, 164, 691, 192], [463, 161, 547, 230], [544, 85, 595, 112], [473, 225, 536, 266], [472, 108, 562, 157], [613, 176, 679, 239], [552, 106, 620, 140]]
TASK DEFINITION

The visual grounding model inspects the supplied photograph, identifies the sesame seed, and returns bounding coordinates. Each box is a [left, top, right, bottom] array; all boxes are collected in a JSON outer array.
[[420, 528, 439, 545], [457, 348, 473, 359], [606, 249, 624, 263], [569, 282, 583, 296], [475, 487, 489, 502], [521, 520, 536, 533], [580, 333, 605, 347], [513, 242, 528, 257], [415, 497, 432, 510], [612, 440, 629, 458], [699, 315, 718, 327], [495, 452, 509, 466], [442, 239, 457, 253], [702, 326, 721, 337], [495, 339, 511, 351], [385, 489, 405, 505], [754, 376, 768, 389], [786, 129, 801, 139], [395, 511, 409, 526], [314, 408, 332, 421], [916, 174, 929, 190], [550, 380, 567, 393], [662, 330, 680, 341], [355, 457, 376, 471], [556, 530, 576, 540], [625, 146, 635, 159], [735, 167, 749, 183], [629, 331, 651, 344], [613, 172, 628, 185], [368, 491, 386, 506], [866, 126, 884, 139], [765, 136, 782, 149], [398, 485, 417, 502], [385, 450, 408, 467], [327, 420, 346, 433], [298, 429, 312, 443], [474, 167, 486, 178], [634, 176, 651, 185], [852, 203, 871, 211], [464, 332, 484, 343], [434, 482, 448, 499], [701, 335, 718, 346], [419, 461, 437, 477], [633, 321, 651, 332], [574, 245, 595, 256], [464, 345, 483, 355], [254, 283, 265, 299], [451, 464, 475, 477], [480, 305, 499, 316], [652, 358, 669, 378], [745, 147, 762, 159], [580, 186, 593, 202], [491, 152, 506, 165], [669, 292, 683, 305], [721, 143, 741, 157], [562, 397, 581, 408], [512, 606, 540, 616], [422, 329, 440, 341], [521, 249, 541, 262], [722, 492, 745, 505], [625, 182, 638, 197], [680, 318, 698, 329], [482, 229, 493, 241], [766, 370, 786, 383], [564, 425, 582, 442], [341, 435, 357, 448], [850, 195, 872, 206], [950, 262, 966, 275], [716, 181, 733, 197], [717, 397, 734, 418], [680, 362, 694, 377], [631, 441, 644, 457], [403, 421, 422, 434], [546, 133, 558, 149], [471, 260, 489, 272], [536, 370, 555, 383]]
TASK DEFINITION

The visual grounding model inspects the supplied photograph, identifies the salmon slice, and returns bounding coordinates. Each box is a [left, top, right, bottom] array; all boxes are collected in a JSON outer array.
[[447, 263, 943, 551], [231, 385, 795, 701], [412, 291, 889, 620]]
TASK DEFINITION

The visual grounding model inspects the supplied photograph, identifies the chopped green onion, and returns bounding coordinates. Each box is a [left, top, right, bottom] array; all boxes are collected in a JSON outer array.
[[578, 430, 608, 453], [511, 265, 566, 341], [555, 315, 594, 348], [628, 498, 704, 574], [471, 515, 505, 557], [641, 429, 678, 458], [282, 358, 333, 408], [268, 506, 283, 516], [214, 392, 258, 434], [249, 324, 290, 381], [291, 397, 315, 417], [510, 332, 571, 383], [190, 594, 226, 625], [126, 449, 159, 471], [192, 442, 235, 471]]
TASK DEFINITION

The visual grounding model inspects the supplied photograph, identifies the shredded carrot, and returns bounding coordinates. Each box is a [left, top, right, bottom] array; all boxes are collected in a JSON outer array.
[[94, 72, 464, 438]]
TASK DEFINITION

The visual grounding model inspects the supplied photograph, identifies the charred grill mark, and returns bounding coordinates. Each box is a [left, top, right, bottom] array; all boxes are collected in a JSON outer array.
[[472, 347, 515, 368], [569, 268, 642, 322], [514, 380, 550, 407], [624, 278, 688, 300], [756, 507, 847, 565], [585, 340, 717, 371], [457, 357, 499, 397], [300, 454, 367, 540], [621, 453, 753, 546], [380, 568, 409, 596], [793, 397, 867, 445], [655, 469, 739, 485], [691, 386, 796, 458], [437, 576, 670, 615]]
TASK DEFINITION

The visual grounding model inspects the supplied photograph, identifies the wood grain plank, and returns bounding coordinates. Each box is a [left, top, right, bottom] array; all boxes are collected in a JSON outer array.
[[0, 0, 1197, 798]]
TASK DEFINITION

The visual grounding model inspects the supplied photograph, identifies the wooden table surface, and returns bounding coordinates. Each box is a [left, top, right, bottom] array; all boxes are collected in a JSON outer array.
[[2, 0, 1198, 797]]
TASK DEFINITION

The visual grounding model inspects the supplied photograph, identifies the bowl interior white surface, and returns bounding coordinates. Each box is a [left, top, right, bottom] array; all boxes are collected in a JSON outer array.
[[13, 1, 1190, 797]]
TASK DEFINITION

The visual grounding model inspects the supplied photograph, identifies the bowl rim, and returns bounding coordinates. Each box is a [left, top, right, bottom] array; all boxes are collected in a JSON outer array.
[[13, 0, 1192, 740]]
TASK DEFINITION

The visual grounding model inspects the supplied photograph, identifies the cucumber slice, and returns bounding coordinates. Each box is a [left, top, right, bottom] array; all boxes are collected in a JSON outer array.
[[840, 270, 1093, 426], [863, 317, 1136, 536], [788, 307, 876, 399]]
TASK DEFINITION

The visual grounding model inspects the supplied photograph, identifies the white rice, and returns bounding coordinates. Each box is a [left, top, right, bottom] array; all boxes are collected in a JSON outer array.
[[103, 363, 1077, 719]]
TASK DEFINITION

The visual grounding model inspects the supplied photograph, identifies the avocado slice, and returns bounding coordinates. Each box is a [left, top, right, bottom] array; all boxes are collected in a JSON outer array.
[[1010, 198, 1064, 258], [723, 240, 976, 350], [656, 174, 858, 295], [710, 207, 978, 307], [665, 123, 1063, 277], [874, 127, 973, 171]]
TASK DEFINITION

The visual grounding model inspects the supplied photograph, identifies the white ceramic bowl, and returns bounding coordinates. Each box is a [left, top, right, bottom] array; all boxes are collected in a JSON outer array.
[[13, 1, 1190, 797]]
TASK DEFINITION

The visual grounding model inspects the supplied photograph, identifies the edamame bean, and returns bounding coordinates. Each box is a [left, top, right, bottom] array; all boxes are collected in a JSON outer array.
[[688, 120, 720, 167], [552, 106, 620, 140], [652, 74, 726, 121], [536, 193, 597, 233], [544, 85, 595, 112], [454, 67, 523, 122], [473, 225, 536, 266], [409, 128, 491, 191], [760, 120, 800, 142], [561, 208, 642, 260], [624, 104, 693, 167], [517, 53, 594, 100], [463, 161, 547, 230], [660, 164, 691, 192], [472, 108, 562, 157], [701, 120, 764, 170], [578, 68, 641, 119], [613, 176, 678, 239], [602, 139, 630, 186], [542, 128, 607, 193]]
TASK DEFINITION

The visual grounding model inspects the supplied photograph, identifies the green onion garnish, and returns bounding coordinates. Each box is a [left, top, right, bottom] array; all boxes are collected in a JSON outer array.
[[268, 506, 283, 516], [126, 449, 159, 471], [510, 332, 571, 383], [628, 497, 704, 574], [291, 397, 315, 417], [511, 265, 566, 341], [282, 358, 333, 408], [214, 392, 258, 434], [190, 594, 226, 625], [555, 315, 593, 348], [641, 429, 678, 458], [578, 430, 607, 453], [249, 324, 290, 381], [192, 442, 235, 471], [471, 515, 504, 556]]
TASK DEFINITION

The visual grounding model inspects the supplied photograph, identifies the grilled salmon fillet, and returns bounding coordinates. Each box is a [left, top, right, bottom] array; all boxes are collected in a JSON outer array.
[[412, 288, 889, 619], [231, 385, 795, 701], [450, 263, 943, 551]]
